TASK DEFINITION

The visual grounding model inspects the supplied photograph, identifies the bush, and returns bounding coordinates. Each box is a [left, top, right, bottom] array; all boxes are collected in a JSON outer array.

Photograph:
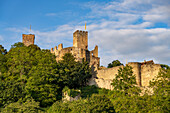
[[48, 94, 115, 113]]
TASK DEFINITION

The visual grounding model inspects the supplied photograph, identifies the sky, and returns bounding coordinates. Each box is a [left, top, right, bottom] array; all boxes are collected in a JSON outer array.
[[0, 0, 170, 66]]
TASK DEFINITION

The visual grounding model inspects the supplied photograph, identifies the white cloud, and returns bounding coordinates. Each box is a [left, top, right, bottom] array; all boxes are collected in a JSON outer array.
[[5, 0, 170, 66], [84, 0, 170, 27], [143, 5, 170, 25], [87, 27, 170, 66], [0, 35, 3, 41]]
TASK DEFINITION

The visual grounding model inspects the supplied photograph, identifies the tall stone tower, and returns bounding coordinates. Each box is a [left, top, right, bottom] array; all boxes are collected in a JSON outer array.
[[73, 30, 88, 50], [22, 34, 35, 46]]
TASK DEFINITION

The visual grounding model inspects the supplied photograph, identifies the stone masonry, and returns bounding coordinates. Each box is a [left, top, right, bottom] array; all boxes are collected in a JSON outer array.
[[22, 34, 35, 46], [89, 60, 161, 90], [51, 30, 100, 70]]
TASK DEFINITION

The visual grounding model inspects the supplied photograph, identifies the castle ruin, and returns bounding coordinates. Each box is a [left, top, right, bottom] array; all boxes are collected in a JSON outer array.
[[51, 30, 100, 70], [22, 30, 161, 90]]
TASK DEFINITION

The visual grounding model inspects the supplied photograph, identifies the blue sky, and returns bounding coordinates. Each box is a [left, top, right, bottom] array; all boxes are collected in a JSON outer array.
[[0, 0, 170, 66]]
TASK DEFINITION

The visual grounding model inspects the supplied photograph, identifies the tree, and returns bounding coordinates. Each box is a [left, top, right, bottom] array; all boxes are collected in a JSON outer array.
[[107, 60, 123, 68], [111, 65, 141, 96], [149, 67, 170, 112], [58, 53, 92, 89], [1, 97, 43, 113], [0, 45, 7, 55], [0, 45, 7, 73], [10, 42, 25, 49], [25, 49, 61, 107], [161, 64, 169, 69], [0, 44, 61, 108], [47, 94, 115, 113]]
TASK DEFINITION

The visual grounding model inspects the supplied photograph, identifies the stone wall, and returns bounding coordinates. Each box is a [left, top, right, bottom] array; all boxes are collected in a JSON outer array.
[[88, 66, 123, 90], [128, 62, 142, 86], [22, 34, 35, 46], [141, 64, 161, 86], [89, 61, 161, 90], [89, 78, 113, 90], [96, 65, 123, 80], [51, 46, 86, 62]]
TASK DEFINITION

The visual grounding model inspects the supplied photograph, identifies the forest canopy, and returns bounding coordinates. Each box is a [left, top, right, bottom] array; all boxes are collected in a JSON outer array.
[[0, 43, 169, 112]]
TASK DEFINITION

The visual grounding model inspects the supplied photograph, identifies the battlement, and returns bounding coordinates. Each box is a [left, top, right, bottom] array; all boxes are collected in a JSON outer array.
[[22, 34, 35, 46], [73, 30, 88, 35]]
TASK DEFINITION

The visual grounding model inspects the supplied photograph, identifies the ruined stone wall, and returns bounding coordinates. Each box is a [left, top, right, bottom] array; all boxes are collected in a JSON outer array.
[[96, 65, 124, 79], [89, 78, 113, 90], [90, 55, 100, 71], [51, 45, 88, 63], [22, 34, 35, 46], [62, 92, 80, 102], [89, 62, 161, 90], [88, 66, 123, 90], [51, 30, 100, 69], [141, 64, 161, 86], [91, 45, 98, 57], [88, 45, 100, 71], [51, 45, 100, 69], [128, 62, 142, 86]]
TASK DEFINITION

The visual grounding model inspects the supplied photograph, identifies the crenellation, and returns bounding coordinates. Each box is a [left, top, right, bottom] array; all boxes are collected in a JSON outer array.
[[51, 48, 54, 53], [54, 46, 57, 51], [73, 30, 88, 50], [58, 43, 63, 51], [91, 45, 98, 57]]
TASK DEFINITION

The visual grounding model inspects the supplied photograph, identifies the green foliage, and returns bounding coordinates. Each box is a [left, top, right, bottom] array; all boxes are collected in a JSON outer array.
[[108, 67, 170, 113], [0, 80, 27, 107], [107, 60, 123, 68], [149, 67, 170, 112], [10, 42, 25, 49], [111, 65, 141, 96], [58, 53, 92, 89], [0, 45, 7, 73], [47, 94, 115, 113], [2, 42, 169, 112], [150, 67, 170, 95], [0, 45, 60, 108], [80, 85, 110, 98], [80, 85, 100, 98], [161, 64, 169, 69], [0, 54, 7, 73], [62, 86, 81, 98], [0, 44, 92, 109], [1, 97, 44, 113], [0, 45, 7, 55]]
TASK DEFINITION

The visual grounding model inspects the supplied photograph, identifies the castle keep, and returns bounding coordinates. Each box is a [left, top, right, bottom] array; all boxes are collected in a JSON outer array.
[[22, 34, 35, 46], [51, 30, 100, 70], [22, 30, 161, 90]]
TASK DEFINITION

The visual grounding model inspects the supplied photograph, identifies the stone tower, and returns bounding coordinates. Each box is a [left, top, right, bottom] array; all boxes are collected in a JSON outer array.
[[73, 30, 88, 50], [22, 34, 35, 46]]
